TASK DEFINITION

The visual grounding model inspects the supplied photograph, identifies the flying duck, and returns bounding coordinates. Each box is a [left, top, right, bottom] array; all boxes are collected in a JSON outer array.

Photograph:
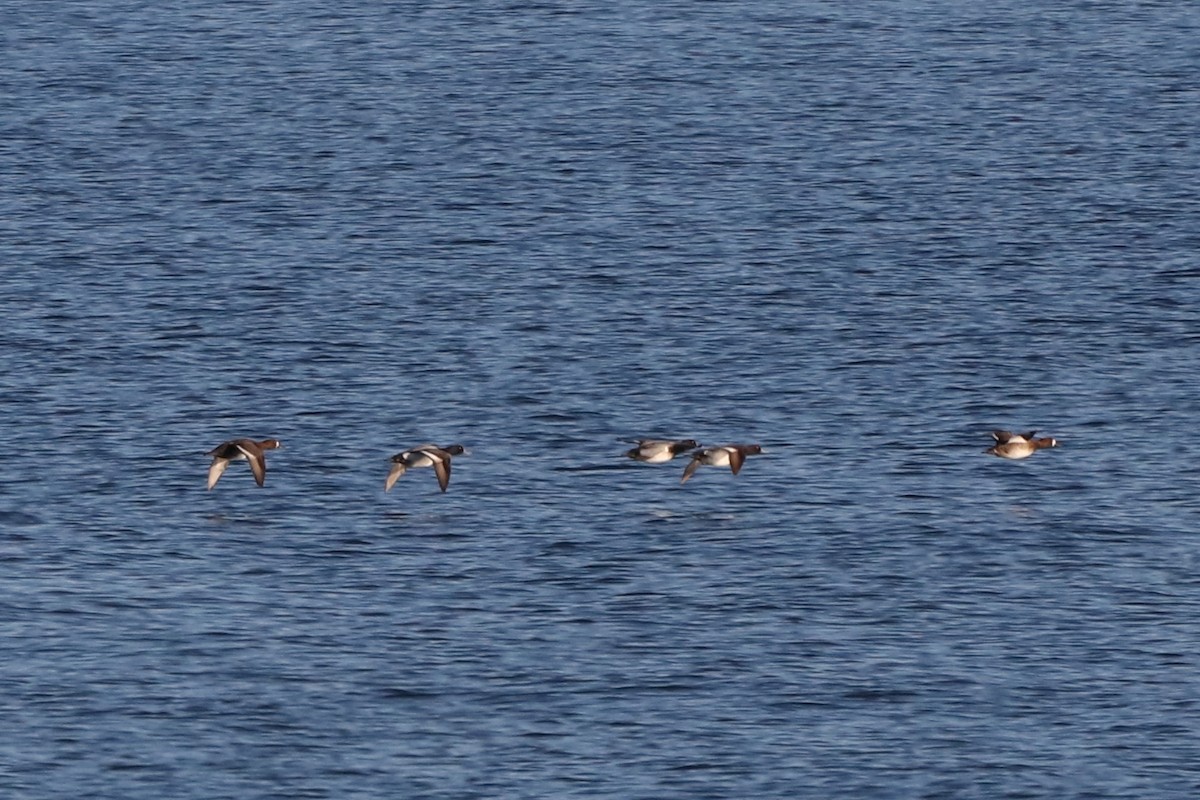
[[625, 438, 700, 463], [385, 444, 466, 492], [984, 430, 1059, 460], [206, 438, 283, 490], [681, 444, 764, 484]]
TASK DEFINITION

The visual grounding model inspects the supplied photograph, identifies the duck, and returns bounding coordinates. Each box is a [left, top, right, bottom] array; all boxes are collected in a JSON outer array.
[[625, 438, 700, 463], [206, 438, 283, 490], [984, 430, 1058, 460], [681, 444, 764, 484], [385, 444, 466, 492]]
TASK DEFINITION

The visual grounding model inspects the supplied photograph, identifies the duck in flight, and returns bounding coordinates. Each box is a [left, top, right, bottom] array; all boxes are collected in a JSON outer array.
[[625, 438, 700, 463], [984, 430, 1059, 460], [206, 438, 283, 490], [681, 444, 764, 484], [385, 444, 467, 492]]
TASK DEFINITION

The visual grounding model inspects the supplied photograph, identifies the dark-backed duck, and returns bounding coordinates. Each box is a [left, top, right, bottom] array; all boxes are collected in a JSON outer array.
[[984, 430, 1058, 460], [625, 438, 700, 463], [385, 444, 466, 492], [681, 444, 764, 484], [207, 438, 283, 490]]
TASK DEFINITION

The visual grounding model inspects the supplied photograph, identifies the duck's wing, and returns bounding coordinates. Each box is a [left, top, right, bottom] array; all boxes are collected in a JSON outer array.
[[234, 442, 266, 486], [727, 448, 746, 475], [432, 454, 451, 493], [681, 457, 702, 484], [240, 446, 267, 487], [385, 461, 407, 492], [207, 458, 229, 490]]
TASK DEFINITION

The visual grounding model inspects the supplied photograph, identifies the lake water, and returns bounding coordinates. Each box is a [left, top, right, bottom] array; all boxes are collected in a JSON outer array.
[[2, 1, 1199, 797]]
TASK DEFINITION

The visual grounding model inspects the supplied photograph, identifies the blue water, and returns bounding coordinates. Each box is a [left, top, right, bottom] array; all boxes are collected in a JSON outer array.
[[2, 1, 1199, 797]]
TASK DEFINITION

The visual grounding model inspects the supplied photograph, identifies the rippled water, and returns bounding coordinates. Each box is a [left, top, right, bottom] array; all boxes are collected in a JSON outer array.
[[3, 1, 1200, 797]]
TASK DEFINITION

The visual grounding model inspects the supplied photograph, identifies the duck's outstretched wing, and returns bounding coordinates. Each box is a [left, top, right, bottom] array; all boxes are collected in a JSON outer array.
[[207, 458, 229, 490], [432, 454, 452, 493], [237, 443, 267, 487], [384, 461, 407, 492]]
